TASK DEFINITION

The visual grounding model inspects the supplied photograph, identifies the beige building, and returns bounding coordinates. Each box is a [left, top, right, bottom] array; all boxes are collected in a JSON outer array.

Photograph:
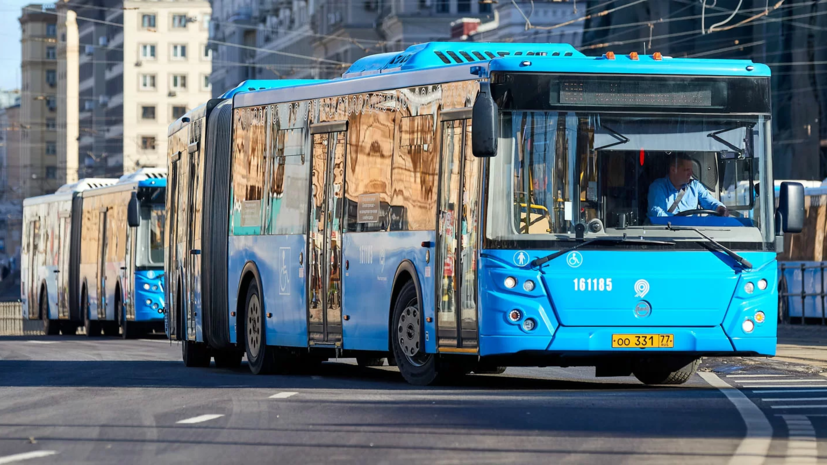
[[19, 4, 59, 196], [58, 0, 211, 180], [56, 4, 79, 184]]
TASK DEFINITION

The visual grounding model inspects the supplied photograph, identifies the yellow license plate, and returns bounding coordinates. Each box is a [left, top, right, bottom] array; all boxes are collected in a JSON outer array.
[[612, 334, 674, 348]]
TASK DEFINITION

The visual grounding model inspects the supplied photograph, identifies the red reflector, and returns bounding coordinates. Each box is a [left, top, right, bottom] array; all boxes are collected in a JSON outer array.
[[640, 149, 645, 166]]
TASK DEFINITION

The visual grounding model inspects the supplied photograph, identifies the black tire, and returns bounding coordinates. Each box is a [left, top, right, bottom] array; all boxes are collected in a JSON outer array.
[[182, 339, 211, 367], [119, 294, 137, 339], [633, 358, 701, 385], [473, 366, 507, 375], [391, 280, 438, 385], [40, 288, 59, 336], [82, 288, 100, 337], [244, 280, 276, 375], [102, 321, 119, 337], [356, 356, 385, 367], [214, 351, 243, 369]]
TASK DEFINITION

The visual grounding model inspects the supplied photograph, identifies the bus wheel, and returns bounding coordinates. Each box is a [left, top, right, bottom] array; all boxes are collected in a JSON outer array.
[[244, 280, 276, 375], [181, 339, 211, 367], [473, 365, 507, 375], [633, 357, 701, 385], [40, 288, 59, 336], [391, 280, 438, 385], [119, 296, 136, 339], [356, 356, 385, 367], [82, 290, 101, 337], [102, 321, 119, 337], [214, 351, 243, 369]]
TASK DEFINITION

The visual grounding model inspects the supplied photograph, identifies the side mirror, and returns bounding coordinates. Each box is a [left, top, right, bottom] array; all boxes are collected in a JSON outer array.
[[127, 192, 141, 228], [777, 182, 805, 233], [471, 82, 498, 158]]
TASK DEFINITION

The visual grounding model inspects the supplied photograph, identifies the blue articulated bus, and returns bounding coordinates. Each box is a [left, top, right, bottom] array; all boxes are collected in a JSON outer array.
[[166, 42, 805, 385]]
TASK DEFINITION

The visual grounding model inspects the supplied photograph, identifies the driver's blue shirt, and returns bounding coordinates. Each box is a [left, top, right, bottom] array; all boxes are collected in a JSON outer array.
[[648, 177, 723, 217]]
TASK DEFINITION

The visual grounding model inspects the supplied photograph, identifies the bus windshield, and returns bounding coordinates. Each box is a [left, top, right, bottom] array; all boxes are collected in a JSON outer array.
[[486, 112, 773, 248], [136, 203, 165, 267]]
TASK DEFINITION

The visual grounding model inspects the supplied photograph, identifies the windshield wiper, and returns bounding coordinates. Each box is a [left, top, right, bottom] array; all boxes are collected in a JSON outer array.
[[531, 235, 675, 267], [666, 222, 752, 270]]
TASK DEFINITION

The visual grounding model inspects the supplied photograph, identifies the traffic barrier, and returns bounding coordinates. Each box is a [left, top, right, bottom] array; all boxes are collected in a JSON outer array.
[[779, 262, 827, 325], [0, 302, 44, 336]]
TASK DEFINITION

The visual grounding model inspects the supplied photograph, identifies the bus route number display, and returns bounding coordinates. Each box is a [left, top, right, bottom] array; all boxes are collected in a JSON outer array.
[[559, 80, 714, 107]]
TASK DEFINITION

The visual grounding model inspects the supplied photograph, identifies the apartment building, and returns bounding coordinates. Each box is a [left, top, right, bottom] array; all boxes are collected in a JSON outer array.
[[19, 4, 58, 197], [0, 103, 24, 271], [208, 0, 491, 95], [60, 0, 211, 179]]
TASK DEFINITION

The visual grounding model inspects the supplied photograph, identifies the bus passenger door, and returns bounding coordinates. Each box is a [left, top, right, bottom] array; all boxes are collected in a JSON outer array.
[[26, 220, 40, 318], [58, 215, 70, 318], [185, 131, 201, 340], [307, 124, 347, 346], [97, 209, 108, 319], [436, 117, 481, 351]]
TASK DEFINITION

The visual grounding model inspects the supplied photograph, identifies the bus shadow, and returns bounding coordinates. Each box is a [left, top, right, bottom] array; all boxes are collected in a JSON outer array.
[[0, 357, 716, 393]]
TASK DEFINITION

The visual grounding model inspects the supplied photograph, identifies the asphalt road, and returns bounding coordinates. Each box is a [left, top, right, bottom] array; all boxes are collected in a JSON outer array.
[[0, 336, 825, 464]]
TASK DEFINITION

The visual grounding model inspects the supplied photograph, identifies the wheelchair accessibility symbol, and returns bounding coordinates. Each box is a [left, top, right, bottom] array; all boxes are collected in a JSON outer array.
[[566, 251, 583, 268]]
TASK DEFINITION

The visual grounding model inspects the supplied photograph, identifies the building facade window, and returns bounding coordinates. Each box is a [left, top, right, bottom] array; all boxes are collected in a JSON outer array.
[[172, 14, 188, 28], [141, 14, 156, 28], [171, 74, 187, 90], [46, 70, 57, 86], [46, 142, 56, 155], [140, 44, 156, 59], [140, 74, 156, 90], [46, 167, 57, 179], [141, 136, 156, 150], [172, 44, 187, 59], [202, 75, 211, 90], [46, 47, 56, 60], [172, 106, 187, 119], [141, 105, 156, 120], [201, 14, 210, 30], [46, 96, 56, 110], [46, 119, 56, 130], [46, 24, 56, 36], [457, 0, 471, 13], [202, 44, 212, 60], [436, 0, 449, 13]]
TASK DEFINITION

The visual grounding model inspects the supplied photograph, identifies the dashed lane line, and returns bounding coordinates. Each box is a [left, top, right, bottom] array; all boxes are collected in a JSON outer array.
[[24, 341, 58, 344], [781, 415, 817, 465], [728, 374, 790, 378], [770, 405, 827, 410], [0, 451, 58, 464], [737, 380, 827, 384], [176, 414, 225, 424], [269, 392, 298, 399], [699, 372, 773, 465], [736, 385, 827, 389]]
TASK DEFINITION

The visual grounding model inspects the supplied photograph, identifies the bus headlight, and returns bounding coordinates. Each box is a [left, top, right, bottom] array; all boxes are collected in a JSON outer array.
[[744, 282, 755, 294], [742, 319, 755, 333], [504, 277, 517, 289], [143, 283, 150, 290], [523, 280, 535, 292], [152, 303, 159, 310], [151, 285, 158, 291], [145, 299, 152, 306], [523, 319, 536, 331], [757, 279, 768, 291], [508, 309, 522, 322]]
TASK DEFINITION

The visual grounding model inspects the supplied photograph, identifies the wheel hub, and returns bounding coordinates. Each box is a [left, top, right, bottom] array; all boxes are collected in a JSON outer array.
[[397, 306, 421, 361], [247, 294, 261, 358]]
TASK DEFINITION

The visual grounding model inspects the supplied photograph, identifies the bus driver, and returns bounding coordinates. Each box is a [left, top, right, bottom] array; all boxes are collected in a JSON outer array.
[[647, 153, 729, 217]]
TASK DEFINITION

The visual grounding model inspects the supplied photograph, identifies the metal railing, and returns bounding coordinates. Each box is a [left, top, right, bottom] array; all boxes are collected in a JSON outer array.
[[779, 262, 827, 325], [0, 302, 44, 336]]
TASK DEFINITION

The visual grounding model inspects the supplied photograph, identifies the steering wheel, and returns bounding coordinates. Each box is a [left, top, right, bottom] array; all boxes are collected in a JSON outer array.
[[675, 209, 722, 217]]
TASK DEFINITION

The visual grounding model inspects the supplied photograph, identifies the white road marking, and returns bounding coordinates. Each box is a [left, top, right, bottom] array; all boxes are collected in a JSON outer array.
[[176, 414, 224, 424], [762, 398, 827, 402], [770, 405, 827, 409], [727, 374, 789, 378], [753, 389, 827, 394], [138, 339, 174, 344], [269, 392, 298, 399], [0, 451, 58, 464], [737, 379, 827, 384], [25, 341, 58, 344], [740, 384, 827, 389], [699, 372, 772, 465], [781, 415, 817, 465]]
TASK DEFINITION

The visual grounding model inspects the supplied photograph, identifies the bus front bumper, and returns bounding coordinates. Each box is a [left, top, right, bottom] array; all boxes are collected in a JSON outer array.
[[478, 326, 776, 357]]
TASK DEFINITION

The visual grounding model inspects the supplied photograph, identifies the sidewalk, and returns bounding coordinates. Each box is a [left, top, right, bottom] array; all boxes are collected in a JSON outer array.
[[776, 324, 827, 369]]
